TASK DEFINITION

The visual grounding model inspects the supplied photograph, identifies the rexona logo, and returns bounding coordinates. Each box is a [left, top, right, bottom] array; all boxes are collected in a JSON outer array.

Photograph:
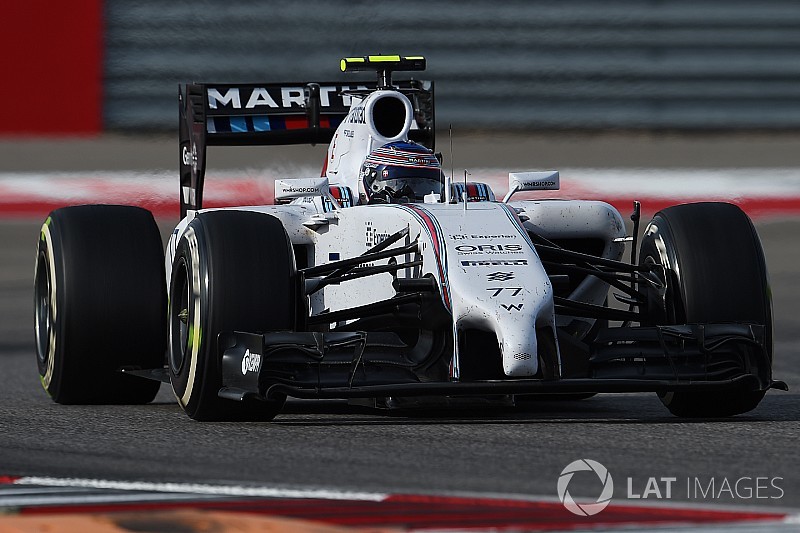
[[241, 349, 261, 375], [557, 459, 614, 516]]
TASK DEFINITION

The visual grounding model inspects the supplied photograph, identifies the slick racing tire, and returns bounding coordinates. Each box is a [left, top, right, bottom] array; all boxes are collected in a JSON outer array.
[[168, 211, 295, 421], [639, 202, 772, 417], [34, 205, 166, 404]]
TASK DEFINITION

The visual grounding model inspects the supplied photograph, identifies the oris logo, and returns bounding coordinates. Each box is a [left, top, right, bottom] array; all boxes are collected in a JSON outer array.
[[455, 244, 522, 254], [241, 349, 261, 375], [557, 459, 614, 516]]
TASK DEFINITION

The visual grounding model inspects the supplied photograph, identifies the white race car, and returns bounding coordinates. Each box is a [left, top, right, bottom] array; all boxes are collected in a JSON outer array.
[[34, 56, 784, 420]]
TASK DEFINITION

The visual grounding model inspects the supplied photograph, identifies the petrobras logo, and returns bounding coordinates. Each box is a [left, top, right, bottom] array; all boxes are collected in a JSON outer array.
[[557, 459, 614, 516], [241, 349, 261, 375]]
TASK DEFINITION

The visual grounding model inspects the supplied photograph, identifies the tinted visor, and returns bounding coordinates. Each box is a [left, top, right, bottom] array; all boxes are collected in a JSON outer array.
[[371, 166, 443, 200]]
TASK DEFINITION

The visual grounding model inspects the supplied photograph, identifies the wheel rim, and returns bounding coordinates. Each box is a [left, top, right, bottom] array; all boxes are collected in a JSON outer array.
[[640, 251, 676, 326], [169, 259, 191, 374], [34, 252, 52, 366]]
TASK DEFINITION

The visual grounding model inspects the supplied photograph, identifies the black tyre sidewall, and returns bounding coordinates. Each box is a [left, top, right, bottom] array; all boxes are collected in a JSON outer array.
[[169, 222, 214, 417], [640, 202, 772, 417], [169, 211, 296, 421], [34, 205, 166, 404], [35, 219, 67, 398], [656, 203, 769, 326]]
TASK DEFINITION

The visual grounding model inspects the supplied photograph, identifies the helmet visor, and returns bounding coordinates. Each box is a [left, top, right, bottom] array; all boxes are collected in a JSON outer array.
[[370, 166, 443, 200]]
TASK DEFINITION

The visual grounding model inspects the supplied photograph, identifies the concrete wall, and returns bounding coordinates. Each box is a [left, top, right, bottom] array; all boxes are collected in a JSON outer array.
[[105, 1, 800, 131]]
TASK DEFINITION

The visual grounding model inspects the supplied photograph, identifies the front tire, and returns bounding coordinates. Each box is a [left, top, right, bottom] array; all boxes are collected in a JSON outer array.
[[639, 202, 772, 417], [168, 211, 296, 421], [34, 205, 166, 404]]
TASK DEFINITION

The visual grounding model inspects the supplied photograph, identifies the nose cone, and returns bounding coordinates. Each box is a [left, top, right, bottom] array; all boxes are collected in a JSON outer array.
[[495, 289, 555, 377], [454, 277, 555, 377], [430, 202, 558, 378]]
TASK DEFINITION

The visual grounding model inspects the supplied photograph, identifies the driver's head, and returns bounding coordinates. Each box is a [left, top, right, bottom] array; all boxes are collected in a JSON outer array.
[[359, 141, 442, 203]]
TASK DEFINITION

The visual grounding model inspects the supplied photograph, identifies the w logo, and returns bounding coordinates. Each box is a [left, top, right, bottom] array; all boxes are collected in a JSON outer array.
[[501, 303, 523, 311], [557, 459, 614, 516]]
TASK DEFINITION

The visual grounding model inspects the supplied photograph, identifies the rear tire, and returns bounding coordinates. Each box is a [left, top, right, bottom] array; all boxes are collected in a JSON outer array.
[[168, 211, 295, 421], [639, 202, 772, 417], [34, 205, 166, 404]]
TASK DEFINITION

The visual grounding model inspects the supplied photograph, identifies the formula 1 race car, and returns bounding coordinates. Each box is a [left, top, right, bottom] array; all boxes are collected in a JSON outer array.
[[34, 55, 785, 420]]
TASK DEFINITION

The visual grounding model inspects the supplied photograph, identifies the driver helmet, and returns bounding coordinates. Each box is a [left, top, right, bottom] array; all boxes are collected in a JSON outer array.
[[359, 141, 442, 203]]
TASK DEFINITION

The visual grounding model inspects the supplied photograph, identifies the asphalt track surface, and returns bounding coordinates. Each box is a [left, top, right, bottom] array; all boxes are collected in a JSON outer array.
[[1, 134, 799, 515]]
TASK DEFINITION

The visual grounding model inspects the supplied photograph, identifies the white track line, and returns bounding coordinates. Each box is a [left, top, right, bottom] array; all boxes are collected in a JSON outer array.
[[10, 476, 387, 502]]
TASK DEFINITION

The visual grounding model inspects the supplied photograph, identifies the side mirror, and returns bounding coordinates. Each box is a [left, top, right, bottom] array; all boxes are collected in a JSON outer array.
[[274, 177, 331, 204], [502, 171, 560, 203]]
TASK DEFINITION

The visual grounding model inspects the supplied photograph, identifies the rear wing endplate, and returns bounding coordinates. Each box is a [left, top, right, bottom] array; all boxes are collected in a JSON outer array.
[[178, 80, 434, 218]]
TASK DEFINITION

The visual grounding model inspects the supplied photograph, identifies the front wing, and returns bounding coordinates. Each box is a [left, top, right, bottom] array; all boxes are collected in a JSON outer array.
[[213, 323, 784, 402]]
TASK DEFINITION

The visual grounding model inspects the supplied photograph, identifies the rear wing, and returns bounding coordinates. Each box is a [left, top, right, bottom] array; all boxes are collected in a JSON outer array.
[[178, 80, 434, 218]]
